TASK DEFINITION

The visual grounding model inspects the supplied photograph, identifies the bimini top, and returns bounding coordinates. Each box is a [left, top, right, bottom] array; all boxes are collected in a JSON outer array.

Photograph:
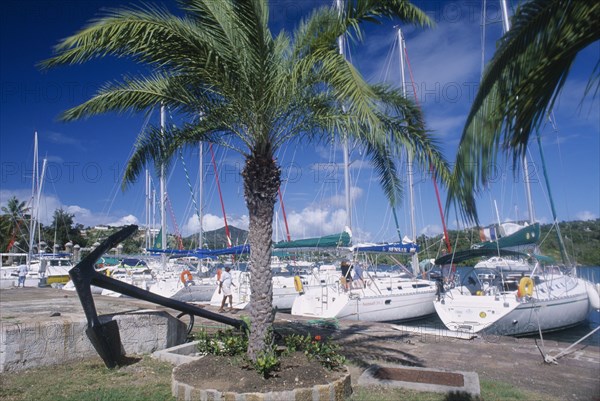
[[434, 248, 528, 266]]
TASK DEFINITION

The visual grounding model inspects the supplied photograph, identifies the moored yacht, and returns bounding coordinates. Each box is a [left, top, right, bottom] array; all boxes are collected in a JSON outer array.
[[433, 251, 599, 335]]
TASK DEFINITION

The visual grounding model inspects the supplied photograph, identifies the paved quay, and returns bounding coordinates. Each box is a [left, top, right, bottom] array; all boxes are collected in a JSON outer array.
[[1, 287, 599, 400]]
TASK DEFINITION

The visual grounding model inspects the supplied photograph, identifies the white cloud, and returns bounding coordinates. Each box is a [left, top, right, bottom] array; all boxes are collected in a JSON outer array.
[[181, 212, 249, 236], [107, 214, 139, 227], [575, 211, 598, 221], [45, 131, 85, 150], [325, 186, 364, 208], [283, 207, 348, 239], [0, 189, 140, 228], [420, 224, 443, 237]]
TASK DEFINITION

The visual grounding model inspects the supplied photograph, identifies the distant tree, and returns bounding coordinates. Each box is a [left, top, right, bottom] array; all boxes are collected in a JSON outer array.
[[1, 196, 30, 252], [45, 208, 86, 250]]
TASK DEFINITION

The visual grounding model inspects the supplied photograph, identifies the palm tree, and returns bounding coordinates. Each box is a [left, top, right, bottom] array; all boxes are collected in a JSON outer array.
[[41, 0, 450, 360], [1, 196, 29, 251], [449, 0, 599, 223]]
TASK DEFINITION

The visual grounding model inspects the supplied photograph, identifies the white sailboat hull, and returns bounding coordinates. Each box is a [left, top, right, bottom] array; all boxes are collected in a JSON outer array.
[[208, 267, 342, 311], [434, 275, 591, 335], [292, 278, 437, 322], [149, 276, 217, 302]]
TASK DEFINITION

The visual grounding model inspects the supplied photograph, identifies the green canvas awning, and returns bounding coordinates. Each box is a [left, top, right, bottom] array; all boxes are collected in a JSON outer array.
[[273, 230, 351, 250]]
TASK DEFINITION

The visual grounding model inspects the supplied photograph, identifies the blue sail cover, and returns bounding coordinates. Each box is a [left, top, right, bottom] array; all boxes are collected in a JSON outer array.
[[146, 244, 250, 257], [146, 248, 202, 255], [353, 242, 418, 254], [202, 244, 250, 256]]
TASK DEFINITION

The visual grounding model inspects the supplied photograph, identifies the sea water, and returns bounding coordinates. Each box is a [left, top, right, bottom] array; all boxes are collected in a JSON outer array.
[[543, 265, 600, 346], [401, 265, 600, 347]]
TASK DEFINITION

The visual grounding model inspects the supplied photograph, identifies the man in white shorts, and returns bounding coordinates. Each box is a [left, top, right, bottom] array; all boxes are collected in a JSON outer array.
[[218, 266, 235, 312]]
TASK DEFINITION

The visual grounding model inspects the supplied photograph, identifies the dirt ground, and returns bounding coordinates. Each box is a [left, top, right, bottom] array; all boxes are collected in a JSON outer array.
[[273, 318, 600, 401], [173, 351, 347, 393], [2, 288, 599, 400]]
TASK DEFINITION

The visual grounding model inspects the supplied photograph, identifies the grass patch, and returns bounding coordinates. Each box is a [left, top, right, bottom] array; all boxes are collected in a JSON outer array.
[[478, 379, 561, 401], [348, 379, 560, 401], [0, 356, 175, 401], [0, 354, 559, 401]]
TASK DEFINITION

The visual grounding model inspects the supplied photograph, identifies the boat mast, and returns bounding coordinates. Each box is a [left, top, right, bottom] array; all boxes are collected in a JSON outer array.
[[27, 132, 39, 264], [336, 0, 352, 233], [536, 129, 571, 266], [398, 28, 419, 274], [145, 168, 151, 250], [209, 143, 232, 247], [152, 187, 156, 245], [36, 158, 47, 256], [160, 104, 167, 268], [198, 141, 204, 249], [500, 0, 535, 224]]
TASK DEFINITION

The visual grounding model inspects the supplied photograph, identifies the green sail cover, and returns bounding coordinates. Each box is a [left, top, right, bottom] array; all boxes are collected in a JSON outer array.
[[153, 228, 163, 249], [273, 231, 351, 250], [472, 223, 540, 250]]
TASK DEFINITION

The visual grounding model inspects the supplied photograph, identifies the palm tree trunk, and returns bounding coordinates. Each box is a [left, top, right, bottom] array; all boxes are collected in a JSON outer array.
[[242, 152, 280, 362]]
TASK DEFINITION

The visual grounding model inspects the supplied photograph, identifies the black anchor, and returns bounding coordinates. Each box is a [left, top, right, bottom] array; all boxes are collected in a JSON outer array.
[[68, 224, 247, 368]]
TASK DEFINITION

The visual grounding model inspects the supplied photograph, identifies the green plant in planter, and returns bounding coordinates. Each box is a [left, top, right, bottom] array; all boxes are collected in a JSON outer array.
[[303, 335, 346, 371], [195, 330, 345, 378], [283, 333, 346, 370], [283, 333, 310, 353], [253, 348, 280, 379], [196, 328, 248, 356]]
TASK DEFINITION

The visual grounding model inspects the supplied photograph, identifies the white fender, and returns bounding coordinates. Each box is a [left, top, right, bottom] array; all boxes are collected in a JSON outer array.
[[585, 281, 600, 310]]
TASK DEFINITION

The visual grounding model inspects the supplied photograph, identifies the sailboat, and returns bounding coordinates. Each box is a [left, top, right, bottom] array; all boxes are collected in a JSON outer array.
[[432, 0, 600, 336], [2, 133, 75, 288], [291, 25, 438, 322], [291, 241, 437, 321], [207, 230, 352, 310]]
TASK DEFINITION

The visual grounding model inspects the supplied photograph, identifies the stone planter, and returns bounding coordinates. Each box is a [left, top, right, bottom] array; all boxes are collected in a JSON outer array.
[[154, 340, 352, 401], [171, 363, 352, 401]]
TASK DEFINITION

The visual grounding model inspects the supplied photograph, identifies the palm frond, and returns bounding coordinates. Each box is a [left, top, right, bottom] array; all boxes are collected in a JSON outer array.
[[59, 73, 207, 121], [451, 0, 600, 223]]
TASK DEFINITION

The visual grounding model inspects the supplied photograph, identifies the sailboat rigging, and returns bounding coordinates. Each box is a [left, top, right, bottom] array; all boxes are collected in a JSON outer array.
[[432, 0, 600, 339]]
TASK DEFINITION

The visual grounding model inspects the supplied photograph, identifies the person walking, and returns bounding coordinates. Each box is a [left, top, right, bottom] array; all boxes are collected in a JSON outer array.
[[17, 264, 28, 288], [353, 263, 365, 288], [218, 266, 236, 312], [340, 260, 353, 290]]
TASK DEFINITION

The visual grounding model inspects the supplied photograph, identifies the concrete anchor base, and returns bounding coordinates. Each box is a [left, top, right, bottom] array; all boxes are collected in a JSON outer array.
[[1, 310, 186, 372]]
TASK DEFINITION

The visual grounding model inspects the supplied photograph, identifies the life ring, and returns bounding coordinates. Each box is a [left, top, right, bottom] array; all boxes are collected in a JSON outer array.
[[294, 276, 304, 293], [180, 270, 193, 285], [518, 277, 534, 297]]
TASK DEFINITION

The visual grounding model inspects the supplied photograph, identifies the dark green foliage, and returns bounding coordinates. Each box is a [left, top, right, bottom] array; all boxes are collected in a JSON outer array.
[[418, 219, 600, 266], [196, 328, 248, 356], [43, 208, 87, 250], [539, 219, 600, 266], [301, 335, 346, 371], [195, 329, 346, 378]]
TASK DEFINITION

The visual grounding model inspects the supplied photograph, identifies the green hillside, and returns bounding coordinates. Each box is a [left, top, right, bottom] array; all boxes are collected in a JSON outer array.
[[417, 219, 600, 266]]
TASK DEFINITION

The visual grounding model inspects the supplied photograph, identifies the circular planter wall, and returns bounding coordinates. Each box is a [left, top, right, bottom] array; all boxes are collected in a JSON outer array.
[[171, 362, 352, 401]]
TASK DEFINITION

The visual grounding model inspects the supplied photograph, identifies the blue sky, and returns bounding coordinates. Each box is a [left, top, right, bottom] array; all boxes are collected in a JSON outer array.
[[1, 0, 598, 246]]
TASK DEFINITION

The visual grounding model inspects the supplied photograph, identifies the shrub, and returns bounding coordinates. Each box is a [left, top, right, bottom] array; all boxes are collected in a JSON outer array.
[[302, 335, 346, 370], [194, 329, 345, 378], [195, 328, 247, 356], [253, 348, 280, 379]]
